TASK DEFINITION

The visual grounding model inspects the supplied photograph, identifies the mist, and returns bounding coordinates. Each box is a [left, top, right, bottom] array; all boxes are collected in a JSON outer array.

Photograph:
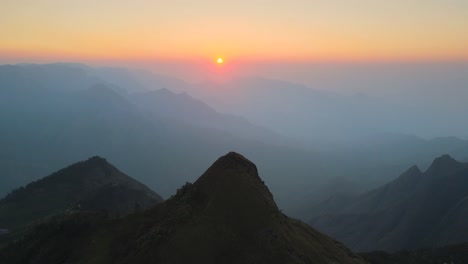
[[96, 59, 468, 140], [1, 61, 468, 218]]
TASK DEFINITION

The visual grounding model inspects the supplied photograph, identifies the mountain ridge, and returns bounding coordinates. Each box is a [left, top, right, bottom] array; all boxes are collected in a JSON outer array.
[[0, 152, 365, 264], [0, 156, 163, 241], [310, 154, 468, 251]]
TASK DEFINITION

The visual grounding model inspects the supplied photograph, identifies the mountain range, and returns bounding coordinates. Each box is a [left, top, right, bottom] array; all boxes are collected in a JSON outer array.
[[2, 62, 468, 218], [1, 152, 468, 263], [0, 63, 326, 213], [180, 76, 468, 142], [0, 152, 365, 264], [310, 154, 468, 252]]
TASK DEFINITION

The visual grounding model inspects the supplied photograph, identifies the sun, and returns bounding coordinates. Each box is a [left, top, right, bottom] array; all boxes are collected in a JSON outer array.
[[217, 57, 224, 64]]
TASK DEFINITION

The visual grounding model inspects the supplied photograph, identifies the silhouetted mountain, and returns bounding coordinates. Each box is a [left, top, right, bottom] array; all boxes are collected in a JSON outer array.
[[0, 63, 104, 94], [0, 153, 365, 264], [0, 156, 162, 240], [294, 134, 468, 220], [310, 154, 468, 252], [302, 166, 422, 221]]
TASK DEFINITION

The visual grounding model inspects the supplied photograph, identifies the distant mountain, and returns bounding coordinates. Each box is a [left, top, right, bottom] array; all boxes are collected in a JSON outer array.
[[186, 73, 468, 141], [0, 156, 162, 241], [308, 165, 423, 218], [129, 88, 285, 143], [310, 154, 468, 252], [0, 63, 105, 94], [292, 134, 468, 220], [0, 63, 327, 215], [0, 152, 364, 264], [92, 66, 193, 93]]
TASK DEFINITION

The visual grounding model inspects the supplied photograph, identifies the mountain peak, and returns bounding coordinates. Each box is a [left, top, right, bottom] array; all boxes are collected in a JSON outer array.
[[426, 154, 464, 176], [406, 164, 422, 174], [63, 155, 115, 174], [435, 154, 456, 161], [194, 152, 263, 188], [191, 152, 278, 218], [434, 154, 457, 163], [85, 155, 108, 164], [212, 151, 257, 172], [398, 165, 422, 181], [0, 156, 162, 236], [149, 152, 365, 263]]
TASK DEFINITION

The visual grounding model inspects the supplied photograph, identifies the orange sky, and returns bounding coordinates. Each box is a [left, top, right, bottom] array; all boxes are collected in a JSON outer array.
[[1, 1, 468, 63]]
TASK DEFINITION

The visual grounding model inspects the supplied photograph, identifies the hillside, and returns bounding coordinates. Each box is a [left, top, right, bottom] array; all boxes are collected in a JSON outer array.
[[0, 152, 365, 264], [0, 156, 162, 241], [310, 154, 468, 252]]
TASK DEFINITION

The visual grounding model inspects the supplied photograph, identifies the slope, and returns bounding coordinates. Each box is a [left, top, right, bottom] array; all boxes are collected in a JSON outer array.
[[310, 154, 468, 251], [0, 156, 162, 240], [0, 152, 365, 264]]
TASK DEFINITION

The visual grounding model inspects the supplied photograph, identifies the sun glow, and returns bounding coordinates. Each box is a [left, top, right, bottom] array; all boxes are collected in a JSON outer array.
[[217, 57, 224, 64]]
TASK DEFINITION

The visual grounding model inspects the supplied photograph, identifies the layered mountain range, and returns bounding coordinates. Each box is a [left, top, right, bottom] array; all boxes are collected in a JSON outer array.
[[0, 63, 326, 213], [0, 153, 365, 264], [2, 62, 468, 218], [310, 154, 468, 252]]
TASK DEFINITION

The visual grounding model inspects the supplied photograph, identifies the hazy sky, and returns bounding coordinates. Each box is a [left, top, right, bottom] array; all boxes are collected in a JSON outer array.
[[1, 0, 468, 63]]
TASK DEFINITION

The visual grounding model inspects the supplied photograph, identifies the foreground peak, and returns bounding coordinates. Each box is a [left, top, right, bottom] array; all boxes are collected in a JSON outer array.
[[192, 152, 278, 213], [86, 155, 107, 163], [1, 153, 365, 264], [198, 152, 261, 185], [72, 156, 112, 169], [215, 151, 256, 167]]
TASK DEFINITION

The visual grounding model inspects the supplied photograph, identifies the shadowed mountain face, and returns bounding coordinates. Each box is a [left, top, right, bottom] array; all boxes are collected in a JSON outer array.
[[310, 154, 468, 252], [0, 153, 365, 264], [0, 156, 162, 241]]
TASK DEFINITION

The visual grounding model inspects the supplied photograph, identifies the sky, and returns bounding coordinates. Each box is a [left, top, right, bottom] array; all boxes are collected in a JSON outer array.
[[1, 0, 468, 63]]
